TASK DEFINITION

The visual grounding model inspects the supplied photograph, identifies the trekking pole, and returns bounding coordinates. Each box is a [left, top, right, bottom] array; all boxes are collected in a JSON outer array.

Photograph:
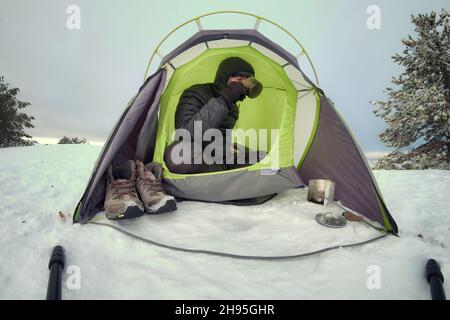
[[46, 246, 65, 300], [425, 259, 446, 300]]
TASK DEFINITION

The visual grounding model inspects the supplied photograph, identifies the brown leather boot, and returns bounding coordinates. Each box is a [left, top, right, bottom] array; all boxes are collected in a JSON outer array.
[[135, 161, 177, 214], [104, 160, 145, 220]]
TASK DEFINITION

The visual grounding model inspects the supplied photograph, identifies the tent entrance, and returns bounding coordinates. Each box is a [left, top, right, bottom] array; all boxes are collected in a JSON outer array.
[[152, 46, 298, 178]]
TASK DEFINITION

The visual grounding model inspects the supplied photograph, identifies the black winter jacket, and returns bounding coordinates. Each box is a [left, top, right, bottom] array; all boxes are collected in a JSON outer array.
[[174, 57, 255, 140], [174, 84, 238, 139]]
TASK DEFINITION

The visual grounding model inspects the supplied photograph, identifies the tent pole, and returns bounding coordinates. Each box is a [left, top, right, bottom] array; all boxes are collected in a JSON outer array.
[[254, 17, 262, 30]]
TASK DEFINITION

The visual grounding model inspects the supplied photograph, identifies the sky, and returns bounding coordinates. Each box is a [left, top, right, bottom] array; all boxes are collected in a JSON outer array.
[[0, 0, 448, 153]]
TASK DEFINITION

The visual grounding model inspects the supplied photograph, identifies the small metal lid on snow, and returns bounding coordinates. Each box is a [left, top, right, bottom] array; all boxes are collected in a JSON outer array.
[[315, 212, 347, 228]]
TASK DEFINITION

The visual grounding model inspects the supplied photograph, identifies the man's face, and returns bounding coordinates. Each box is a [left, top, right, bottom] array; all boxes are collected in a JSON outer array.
[[227, 75, 248, 85]]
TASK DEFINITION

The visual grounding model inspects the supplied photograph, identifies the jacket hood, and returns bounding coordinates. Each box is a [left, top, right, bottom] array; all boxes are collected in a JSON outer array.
[[213, 57, 255, 91]]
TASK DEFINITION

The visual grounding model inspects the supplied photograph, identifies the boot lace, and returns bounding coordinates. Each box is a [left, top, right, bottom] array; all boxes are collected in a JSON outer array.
[[139, 176, 164, 194], [111, 181, 137, 200]]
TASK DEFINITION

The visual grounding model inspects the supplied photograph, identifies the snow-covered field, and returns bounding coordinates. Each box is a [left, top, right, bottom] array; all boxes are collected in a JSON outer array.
[[0, 145, 449, 300]]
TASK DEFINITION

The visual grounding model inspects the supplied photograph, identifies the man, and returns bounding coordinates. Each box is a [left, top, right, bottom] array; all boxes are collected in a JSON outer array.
[[164, 57, 264, 174]]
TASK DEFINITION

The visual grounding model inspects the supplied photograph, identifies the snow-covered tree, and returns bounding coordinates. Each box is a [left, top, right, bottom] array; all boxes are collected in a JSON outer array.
[[0, 76, 36, 148], [372, 9, 450, 170], [58, 136, 88, 144]]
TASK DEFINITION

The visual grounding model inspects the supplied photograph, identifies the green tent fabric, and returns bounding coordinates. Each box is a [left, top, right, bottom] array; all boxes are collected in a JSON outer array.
[[153, 46, 299, 179]]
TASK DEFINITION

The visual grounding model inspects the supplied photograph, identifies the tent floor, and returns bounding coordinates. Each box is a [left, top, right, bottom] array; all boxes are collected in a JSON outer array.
[[93, 188, 383, 257]]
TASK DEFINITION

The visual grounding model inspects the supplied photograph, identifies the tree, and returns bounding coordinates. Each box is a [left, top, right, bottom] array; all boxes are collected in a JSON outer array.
[[58, 136, 88, 144], [372, 9, 450, 170], [0, 76, 36, 148]]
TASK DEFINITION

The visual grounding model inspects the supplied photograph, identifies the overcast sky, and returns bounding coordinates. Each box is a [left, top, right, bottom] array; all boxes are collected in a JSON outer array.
[[0, 0, 448, 152]]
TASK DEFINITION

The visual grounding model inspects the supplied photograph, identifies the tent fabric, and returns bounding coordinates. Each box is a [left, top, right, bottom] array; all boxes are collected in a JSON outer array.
[[158, 29, 316, 93], [299, 96, 398, 232], [153, 30, 320, 170], [152, 45, 299, 178], [73, 28, 397, 235], [293, 91, 320, 167], [135, 69, 169, 164], [74, 70, 166, 223], [149, 44, 305, 202], [164, 167, 303, 202], [161, 29, 301, 71]]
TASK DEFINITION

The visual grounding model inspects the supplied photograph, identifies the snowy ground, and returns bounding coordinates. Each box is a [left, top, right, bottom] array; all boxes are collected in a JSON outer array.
[[0, 145, 449, 300]]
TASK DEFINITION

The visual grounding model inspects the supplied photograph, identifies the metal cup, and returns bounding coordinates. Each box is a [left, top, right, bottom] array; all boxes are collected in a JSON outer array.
[[307, 179, 336, 206], [241, 77, 263, 99]]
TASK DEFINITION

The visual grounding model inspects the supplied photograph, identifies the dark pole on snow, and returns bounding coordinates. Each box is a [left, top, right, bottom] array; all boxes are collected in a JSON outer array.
[[46, 246, 65, 300], [426, 259, 446, 300]]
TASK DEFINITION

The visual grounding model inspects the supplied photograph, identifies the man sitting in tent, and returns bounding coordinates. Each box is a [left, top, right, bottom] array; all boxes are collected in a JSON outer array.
[[164, 57, 264, 174]]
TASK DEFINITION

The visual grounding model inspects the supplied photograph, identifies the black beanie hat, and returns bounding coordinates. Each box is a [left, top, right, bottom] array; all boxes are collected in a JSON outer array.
[[214, 57, 255, 90]]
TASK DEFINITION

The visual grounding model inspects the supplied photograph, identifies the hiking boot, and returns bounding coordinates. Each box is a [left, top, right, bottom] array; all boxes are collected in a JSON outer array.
[[104, 160, 145, 220], [136, 160, 177, 214]]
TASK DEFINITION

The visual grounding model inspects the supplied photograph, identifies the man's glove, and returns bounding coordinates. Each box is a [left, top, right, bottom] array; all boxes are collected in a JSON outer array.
[[219, 82, 248, 106]]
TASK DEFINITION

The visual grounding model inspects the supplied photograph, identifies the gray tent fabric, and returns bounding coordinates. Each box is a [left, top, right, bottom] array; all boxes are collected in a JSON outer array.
[[162, 30, 299, 65], [135, 70, 168, 163], [164, 167, 304, 202], [74, 70, 165, 223], [299, 96, 398, 233]]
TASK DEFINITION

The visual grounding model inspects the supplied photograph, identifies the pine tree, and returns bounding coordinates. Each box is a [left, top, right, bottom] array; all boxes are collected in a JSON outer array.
[[372, 9, 450, 170], [0, 76, 36, 148], [57, 136, 88, 144]]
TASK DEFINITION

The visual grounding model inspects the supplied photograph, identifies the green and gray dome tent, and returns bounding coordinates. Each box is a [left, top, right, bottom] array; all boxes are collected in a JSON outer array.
[[73, 11, 398, 234]]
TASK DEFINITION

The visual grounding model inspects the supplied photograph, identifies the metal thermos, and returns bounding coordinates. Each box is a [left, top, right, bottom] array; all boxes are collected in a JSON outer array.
[[307, 179, 336, 206]]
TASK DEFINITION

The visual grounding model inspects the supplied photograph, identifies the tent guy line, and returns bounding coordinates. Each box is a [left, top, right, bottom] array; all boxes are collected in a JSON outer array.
[[90, 221, 388, 261]]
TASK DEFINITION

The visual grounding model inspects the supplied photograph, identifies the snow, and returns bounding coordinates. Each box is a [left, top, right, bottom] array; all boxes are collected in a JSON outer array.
[[96, 190, 382, 257], [0, 145, 449, 300]]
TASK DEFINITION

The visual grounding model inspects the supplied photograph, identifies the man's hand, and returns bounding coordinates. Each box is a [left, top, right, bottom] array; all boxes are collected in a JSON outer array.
[[220, 82, 248, 105]]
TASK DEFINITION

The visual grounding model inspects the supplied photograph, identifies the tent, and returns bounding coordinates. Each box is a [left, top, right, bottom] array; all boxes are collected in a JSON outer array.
[[73, 11, 398, 235]]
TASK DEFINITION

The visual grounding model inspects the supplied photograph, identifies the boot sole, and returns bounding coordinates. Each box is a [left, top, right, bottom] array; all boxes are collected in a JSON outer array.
[[106, 206, 145, 221], [147, 199, 178, 215]]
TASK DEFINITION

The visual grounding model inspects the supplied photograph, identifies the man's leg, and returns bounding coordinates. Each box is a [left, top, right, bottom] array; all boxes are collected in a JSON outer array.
[[164, 141, 227, 174], [226, 144, 267, 170]]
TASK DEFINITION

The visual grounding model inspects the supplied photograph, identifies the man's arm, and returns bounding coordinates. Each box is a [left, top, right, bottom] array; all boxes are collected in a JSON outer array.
[[174, 83, 247, 138], [175, 90, 230, 137]]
